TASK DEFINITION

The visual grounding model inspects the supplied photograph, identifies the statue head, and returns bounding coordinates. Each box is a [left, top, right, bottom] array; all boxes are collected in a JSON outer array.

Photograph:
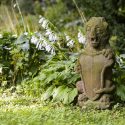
[[85, 17, 110, 49]]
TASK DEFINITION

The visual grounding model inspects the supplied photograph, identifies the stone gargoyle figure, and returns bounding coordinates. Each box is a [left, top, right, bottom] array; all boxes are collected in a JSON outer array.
[[75, 17, 115, 109]]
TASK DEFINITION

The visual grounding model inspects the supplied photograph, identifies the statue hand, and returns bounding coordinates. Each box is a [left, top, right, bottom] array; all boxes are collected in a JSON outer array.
[[74, 65, 81, 73], [102, 49, 114, 60]]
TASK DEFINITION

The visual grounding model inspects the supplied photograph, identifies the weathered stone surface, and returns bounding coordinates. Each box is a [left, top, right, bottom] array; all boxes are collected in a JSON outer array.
[[75, 17, 115, 109]]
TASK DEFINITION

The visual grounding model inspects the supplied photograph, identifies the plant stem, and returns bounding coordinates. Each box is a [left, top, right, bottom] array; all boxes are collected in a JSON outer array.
[[72, 0, 87, 24], [15, 0, 26, 33]]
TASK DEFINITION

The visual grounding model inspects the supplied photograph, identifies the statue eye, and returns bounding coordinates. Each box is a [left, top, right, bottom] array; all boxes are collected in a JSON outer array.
[[96, 30, 100, 34], [87, 27, 91, 31], [96, 28, 102, 34]]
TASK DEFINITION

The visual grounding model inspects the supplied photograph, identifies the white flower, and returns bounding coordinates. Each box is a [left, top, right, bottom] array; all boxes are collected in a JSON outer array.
[[49, 34, 55, 42], [120, 54, 125, 59], [29, 105, 36, 108], [45, 29, 52, 36], [31, 29, 56, 54], [78, 32, 86, 44], [0, 34, 3, 39], [42, 20, 49, 29], [65, 34, 74, 47], [48, 34, 53, 41], [3, 46, 11, 50], [13, 4, 17, 8], [52, 34, 58, 42], [12, 34, 17, 38], [36, 41, 44, 50], [45, 45, 52, 52], [65, 35, 70, 41], [1, 92, 7, 98], [42, 40, 48, 47], [22, 42, 29, 51], [38, 43, 42, 50], [24, 32, 28, 36], [49, 33, 58, 42], [116, 55, 125, 68], [0, 67, 2, 74], [39, 35, 44, 41], [36, 41, 40, 49], [39, 17, 45, 24], [39, 16, 49, 29], [31, 36, 38, 45], [45, 29, 58, 42], [67, 40, 74, 47], [51, 48, 55, 55]]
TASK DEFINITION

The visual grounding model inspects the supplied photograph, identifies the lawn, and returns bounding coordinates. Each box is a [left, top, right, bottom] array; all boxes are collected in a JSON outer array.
[[0, 96, 125, 125]]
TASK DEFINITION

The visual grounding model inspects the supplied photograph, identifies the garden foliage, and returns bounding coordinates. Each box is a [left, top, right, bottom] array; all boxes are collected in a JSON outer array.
[[0, 15, 84, 104], [0, 0, 125, 104]]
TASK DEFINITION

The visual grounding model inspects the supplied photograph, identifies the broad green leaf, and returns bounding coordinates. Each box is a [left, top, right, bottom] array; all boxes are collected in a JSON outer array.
[[117, 85, 125, 101], [52, 86, 66, 99], [63, 87, 70, 104], [68, 88, 78, 103], [41, 86, 55, 100]]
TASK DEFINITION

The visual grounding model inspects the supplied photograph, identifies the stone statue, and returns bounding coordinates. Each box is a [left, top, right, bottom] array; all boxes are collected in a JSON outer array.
[[75, 17, 115, 109]]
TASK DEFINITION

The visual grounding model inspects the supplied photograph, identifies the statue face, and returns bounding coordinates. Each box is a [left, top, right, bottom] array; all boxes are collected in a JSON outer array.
[[86, 17, 108, 49], [86, 25, 101, 48]]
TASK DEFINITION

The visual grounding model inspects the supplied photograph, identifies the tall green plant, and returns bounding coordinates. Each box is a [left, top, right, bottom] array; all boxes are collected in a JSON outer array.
[[21, 54, 80, 104], [113, 53, 125, 101]]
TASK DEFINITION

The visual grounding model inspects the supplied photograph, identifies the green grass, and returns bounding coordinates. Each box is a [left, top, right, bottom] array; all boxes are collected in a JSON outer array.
[[0, 96, 125, 125]]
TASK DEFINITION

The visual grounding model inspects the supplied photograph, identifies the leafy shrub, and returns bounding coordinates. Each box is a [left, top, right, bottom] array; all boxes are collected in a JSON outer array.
[[0, 15, 85, 104], [22, 54, 80, 104], [1, 14, 125, 105], [0, 32, 47, 87], [0, 32, 17, 86]]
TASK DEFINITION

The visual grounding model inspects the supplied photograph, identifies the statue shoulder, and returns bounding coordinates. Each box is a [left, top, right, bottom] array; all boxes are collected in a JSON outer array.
[[78, 49, 86, 57]]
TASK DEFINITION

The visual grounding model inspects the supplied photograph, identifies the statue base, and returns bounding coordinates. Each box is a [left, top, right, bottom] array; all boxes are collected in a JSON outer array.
[[78, 93, 115, 110]]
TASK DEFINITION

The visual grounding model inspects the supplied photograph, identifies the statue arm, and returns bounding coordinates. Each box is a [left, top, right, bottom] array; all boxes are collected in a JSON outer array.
[[94, 57, 115, 94], [74, 58, 81, 74]]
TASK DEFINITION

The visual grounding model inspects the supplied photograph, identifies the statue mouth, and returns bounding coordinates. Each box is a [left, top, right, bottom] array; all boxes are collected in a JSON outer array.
[[90, 37, 99, 44], [91, 38, 95, 41], [91, 42, 99, 44], [88, 36, 99, 47], [90, 38, 99, 47]]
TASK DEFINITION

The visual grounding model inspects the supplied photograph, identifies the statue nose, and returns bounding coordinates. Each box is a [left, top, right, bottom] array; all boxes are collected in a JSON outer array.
[[90, 33, 96, 40], [90, 29, 96, 38], [90, 31, 96, 41]]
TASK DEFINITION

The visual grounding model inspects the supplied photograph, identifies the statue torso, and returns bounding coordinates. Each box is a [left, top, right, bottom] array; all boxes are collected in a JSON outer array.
[[79, 52, 108, 99]]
